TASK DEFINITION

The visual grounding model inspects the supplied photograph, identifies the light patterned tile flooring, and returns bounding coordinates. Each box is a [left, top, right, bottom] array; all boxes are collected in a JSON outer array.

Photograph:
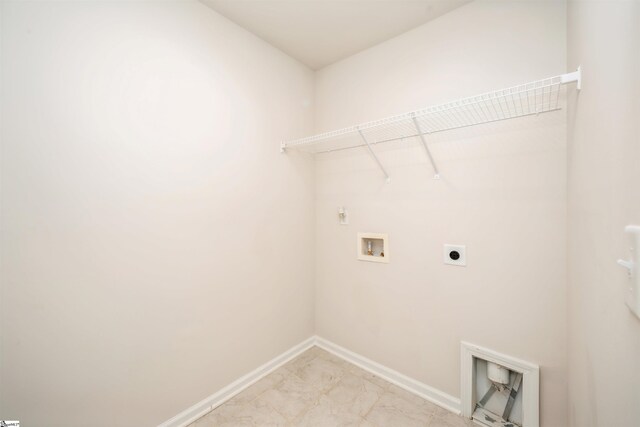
[[190, 346, 475, 427]]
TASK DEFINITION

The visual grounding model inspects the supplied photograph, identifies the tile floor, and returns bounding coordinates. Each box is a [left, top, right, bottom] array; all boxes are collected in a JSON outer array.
[[190, 346, 475, 427]]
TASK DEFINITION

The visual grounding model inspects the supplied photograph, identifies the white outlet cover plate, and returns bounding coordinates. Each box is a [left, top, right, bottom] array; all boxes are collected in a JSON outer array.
[[444, 244, 466, 266]]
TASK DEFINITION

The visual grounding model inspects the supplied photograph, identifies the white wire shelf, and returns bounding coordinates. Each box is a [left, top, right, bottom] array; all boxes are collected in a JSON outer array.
[[281, 68, 581, 181]]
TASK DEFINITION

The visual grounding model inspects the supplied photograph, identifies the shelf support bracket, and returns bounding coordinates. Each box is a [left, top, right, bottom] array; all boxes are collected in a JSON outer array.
[[358, 129, 390, 183], [411, 116, 440, 179]]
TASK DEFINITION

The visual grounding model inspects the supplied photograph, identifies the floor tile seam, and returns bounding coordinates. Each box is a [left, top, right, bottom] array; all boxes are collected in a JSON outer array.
[[289, 368, 352, 425], [389, 393, 438, 425], [278, 366, 333, 426], [319, 373, 345, 400], [283, 363, 314, 384], [290, 360, 349, 396], [261, 393, 304, 425], [360, 391, 384, 420], [248, 378, 306, 426], [240, 373, 289, 409], [287, 394, 325, 425]]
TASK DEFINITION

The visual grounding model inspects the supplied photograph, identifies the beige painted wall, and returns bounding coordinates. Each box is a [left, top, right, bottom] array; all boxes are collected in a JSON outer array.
[[567, 1, 640, 426], [9, 1, 639, 426], [0, 1, 315, 426], [314, 1, 568, 425]]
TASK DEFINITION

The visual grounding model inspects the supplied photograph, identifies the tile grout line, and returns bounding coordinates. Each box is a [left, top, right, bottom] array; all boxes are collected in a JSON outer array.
[[288, 348, 349, 425]]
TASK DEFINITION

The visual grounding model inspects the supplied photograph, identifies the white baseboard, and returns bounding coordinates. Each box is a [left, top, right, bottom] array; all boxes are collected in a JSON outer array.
[[157, 336, 316, 427], [158, 335, 461, 427], [314, 336, 461, 415]]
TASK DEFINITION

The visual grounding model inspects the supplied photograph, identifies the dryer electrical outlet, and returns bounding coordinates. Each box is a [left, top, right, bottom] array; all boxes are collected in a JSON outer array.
[[444, 244, 466, 266]]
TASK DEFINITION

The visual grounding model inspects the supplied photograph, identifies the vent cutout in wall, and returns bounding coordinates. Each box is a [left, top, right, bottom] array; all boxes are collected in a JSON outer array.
[[461, 342, 539, 427]]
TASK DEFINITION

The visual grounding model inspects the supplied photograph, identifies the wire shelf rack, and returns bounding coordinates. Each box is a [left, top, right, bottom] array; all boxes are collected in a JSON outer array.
[[281, 68, 581, 181]]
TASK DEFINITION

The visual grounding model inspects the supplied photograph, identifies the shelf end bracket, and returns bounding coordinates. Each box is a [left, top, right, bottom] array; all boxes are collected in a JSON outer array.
[[561, 66, 581, 90]]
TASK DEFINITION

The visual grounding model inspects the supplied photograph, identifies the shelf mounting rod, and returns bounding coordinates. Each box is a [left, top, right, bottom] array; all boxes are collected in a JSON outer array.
[[411, 116, 440, 179], [358, 129, 391, 183]]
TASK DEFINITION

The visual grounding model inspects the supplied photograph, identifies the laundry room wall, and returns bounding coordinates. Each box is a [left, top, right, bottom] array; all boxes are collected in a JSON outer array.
[[313, 1, 568, 425], [567, 1, 640, 426], [0, 1, 315, 425]]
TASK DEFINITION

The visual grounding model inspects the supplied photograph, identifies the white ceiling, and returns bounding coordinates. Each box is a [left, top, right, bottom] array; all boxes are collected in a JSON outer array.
[[200, 0, 471, 70]]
